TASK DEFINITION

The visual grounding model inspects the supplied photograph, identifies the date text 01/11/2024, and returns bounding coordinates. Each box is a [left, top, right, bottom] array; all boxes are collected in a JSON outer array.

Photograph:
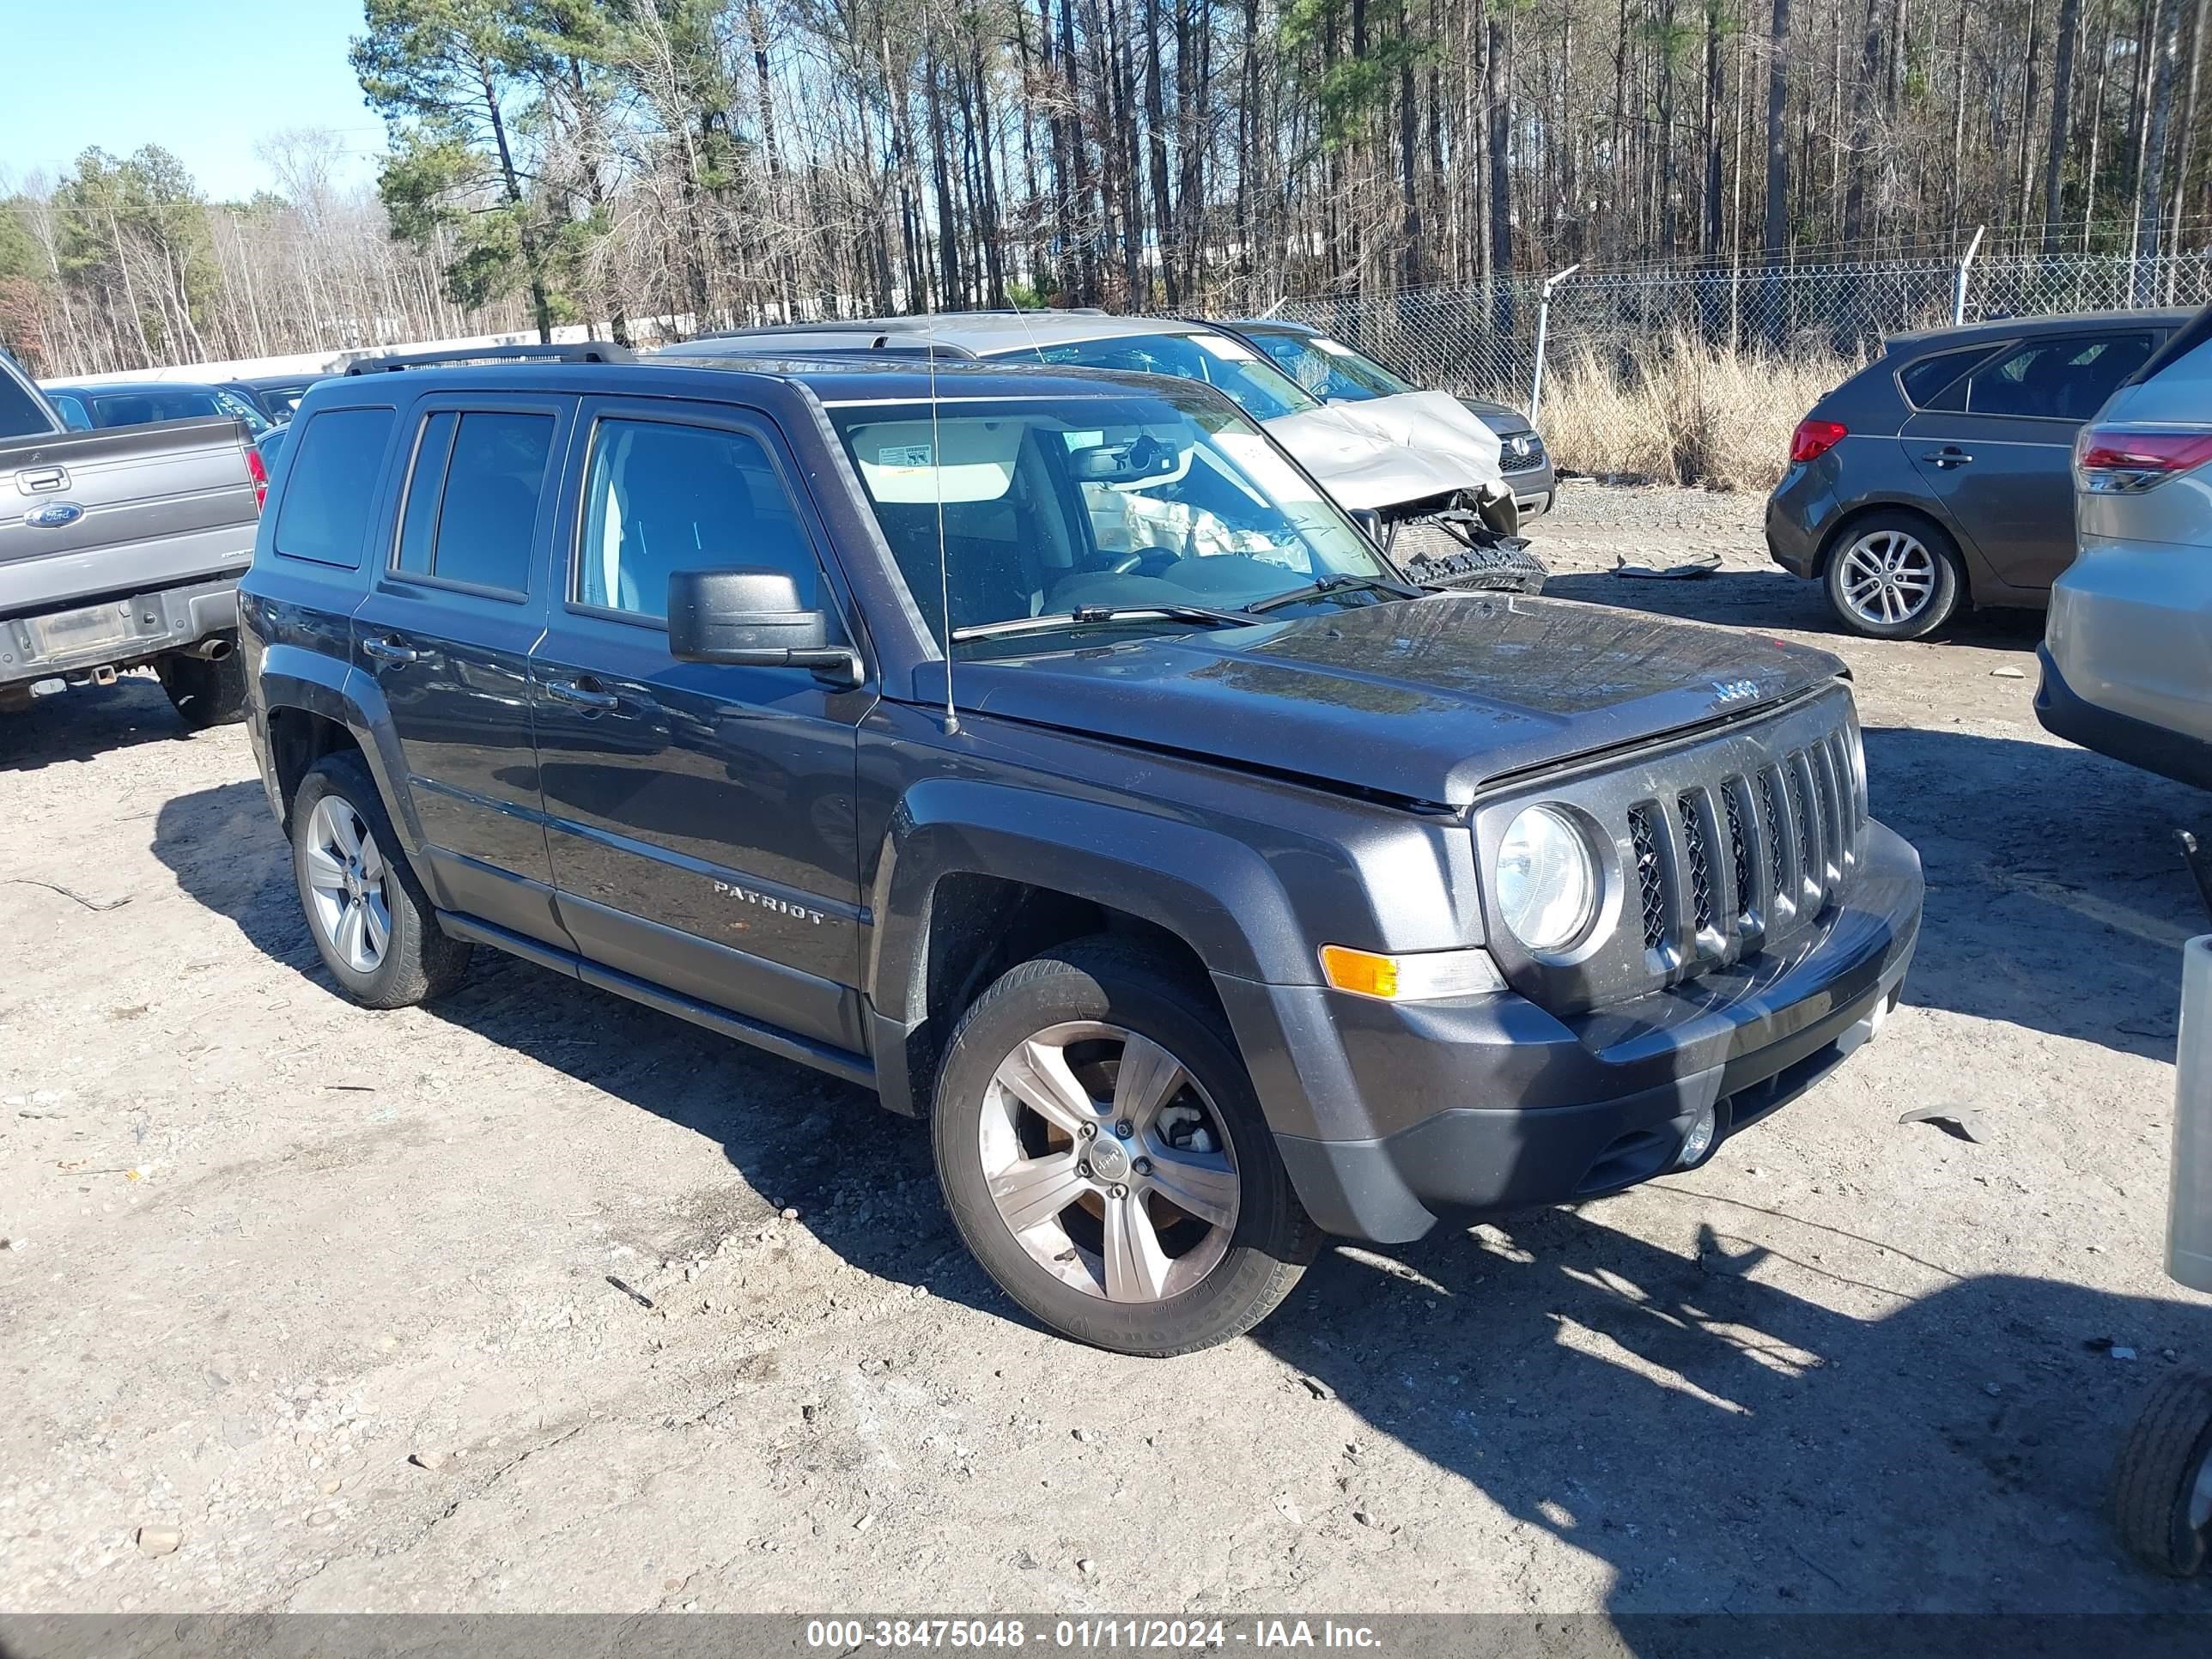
[[801, 1620, 1382, 1650]]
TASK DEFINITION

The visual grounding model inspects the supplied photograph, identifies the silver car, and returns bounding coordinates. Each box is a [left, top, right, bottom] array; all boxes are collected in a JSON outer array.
[[2037, 307, 2212, 787], [669, 313, 1520, 536]]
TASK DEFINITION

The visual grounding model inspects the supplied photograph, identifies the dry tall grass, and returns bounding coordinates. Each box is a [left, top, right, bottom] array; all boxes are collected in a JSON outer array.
[[1538, 336, 1865, 492]]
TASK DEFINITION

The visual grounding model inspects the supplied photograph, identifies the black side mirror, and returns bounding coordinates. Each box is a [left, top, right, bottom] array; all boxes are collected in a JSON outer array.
[[665, 568, 862, 686]]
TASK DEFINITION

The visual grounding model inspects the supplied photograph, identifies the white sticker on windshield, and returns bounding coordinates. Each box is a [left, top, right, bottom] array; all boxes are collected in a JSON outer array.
[[1314, 338, 1355, 356], [1193, 335, 1258, 362], [878, 442, 933, 466]]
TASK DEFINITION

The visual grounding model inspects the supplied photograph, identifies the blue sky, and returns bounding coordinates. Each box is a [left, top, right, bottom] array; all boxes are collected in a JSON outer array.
[[0, 0, 383, 200]]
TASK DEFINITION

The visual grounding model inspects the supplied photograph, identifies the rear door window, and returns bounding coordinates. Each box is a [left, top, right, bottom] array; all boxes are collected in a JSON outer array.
[[270, 407, 397, 568], [390, 409, 554, 596], [1965, 332, 2160, 421]]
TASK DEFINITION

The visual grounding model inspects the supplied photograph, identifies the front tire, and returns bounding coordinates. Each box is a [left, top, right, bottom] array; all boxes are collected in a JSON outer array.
[[157, 639, 249, 730], [1822, 512, 1964, 640], [2112, 1370, 2212, 1577], [290, 752, 471, 1008], [932, 939, 1318, 1356]]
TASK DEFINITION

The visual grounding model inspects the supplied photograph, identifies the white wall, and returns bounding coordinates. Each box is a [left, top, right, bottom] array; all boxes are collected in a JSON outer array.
[[44, 325, 596, 387]]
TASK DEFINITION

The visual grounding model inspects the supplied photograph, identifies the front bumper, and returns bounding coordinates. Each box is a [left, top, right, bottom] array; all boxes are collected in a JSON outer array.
[[1504, 461, 1556, 517], [1224, 820, 1923, 1243]]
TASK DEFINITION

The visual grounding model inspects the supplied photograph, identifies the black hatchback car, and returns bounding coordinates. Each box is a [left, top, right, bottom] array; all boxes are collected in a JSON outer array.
[[1765, 308, 2191, 638]]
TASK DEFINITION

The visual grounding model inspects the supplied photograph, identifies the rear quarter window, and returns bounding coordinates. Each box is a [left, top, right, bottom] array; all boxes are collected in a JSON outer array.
[[1896, 345, 1992, 410], [271, 406, 397, 568]]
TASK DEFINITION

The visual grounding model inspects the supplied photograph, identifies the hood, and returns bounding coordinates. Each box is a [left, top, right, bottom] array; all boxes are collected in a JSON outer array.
[[1260, 405, 1480, 511], [1314, 390, 1509, 489], [946, 594, 1845, 805], [1457, 396, 1533, 435]]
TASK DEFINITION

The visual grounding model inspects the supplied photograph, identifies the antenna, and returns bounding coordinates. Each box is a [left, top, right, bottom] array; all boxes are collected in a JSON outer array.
[[1004, 288, 1051, 365], [917, 0, 983, 738], [925, 307, 957, 737]]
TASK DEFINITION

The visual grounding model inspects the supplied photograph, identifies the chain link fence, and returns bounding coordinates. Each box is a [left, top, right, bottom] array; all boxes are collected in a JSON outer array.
[[1267, 248, 2212, 487]]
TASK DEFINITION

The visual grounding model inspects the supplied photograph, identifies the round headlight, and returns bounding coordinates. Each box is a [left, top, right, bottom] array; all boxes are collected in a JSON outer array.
[[1496, 805, 1597, 952]]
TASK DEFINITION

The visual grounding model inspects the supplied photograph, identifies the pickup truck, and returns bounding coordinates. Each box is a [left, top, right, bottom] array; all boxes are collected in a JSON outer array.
[[1, 349, 265, 726], [238, 343, 1923, 1356]]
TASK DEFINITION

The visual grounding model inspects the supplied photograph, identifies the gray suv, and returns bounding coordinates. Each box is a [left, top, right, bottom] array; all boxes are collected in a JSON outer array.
[[1766, 310, 2190, 638], [238, 343, 1921, 1355]]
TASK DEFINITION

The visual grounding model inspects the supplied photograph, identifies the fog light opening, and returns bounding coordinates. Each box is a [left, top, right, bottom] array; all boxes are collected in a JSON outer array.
[[1677, 1106, 1719, 1170]]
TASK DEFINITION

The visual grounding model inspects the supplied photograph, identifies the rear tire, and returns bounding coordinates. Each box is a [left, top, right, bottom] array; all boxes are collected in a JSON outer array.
[[290, 752, 471, 1009], [157, 639, 249, 730], [931, 938, 1319, 1356], [1821, 511, 1964, 641]]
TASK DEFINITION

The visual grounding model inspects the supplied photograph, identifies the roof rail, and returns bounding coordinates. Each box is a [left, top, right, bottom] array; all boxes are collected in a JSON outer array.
[[679, 337, 983, 361], [343, 342, 634, 375], [848, 339, 981, 360]]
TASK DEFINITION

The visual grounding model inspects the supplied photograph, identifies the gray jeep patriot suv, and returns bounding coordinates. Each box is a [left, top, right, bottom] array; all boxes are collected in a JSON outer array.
[[239, 343, 1923, 1355]]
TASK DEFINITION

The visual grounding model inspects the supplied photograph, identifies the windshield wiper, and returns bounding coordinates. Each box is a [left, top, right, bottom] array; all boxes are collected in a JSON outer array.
[[1239, 573, 1423, 615], [949, 604, 1252, 643]]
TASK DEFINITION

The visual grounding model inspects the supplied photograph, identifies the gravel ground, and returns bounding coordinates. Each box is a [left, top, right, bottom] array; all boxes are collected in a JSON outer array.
[[2, 483, 2209, 1618]]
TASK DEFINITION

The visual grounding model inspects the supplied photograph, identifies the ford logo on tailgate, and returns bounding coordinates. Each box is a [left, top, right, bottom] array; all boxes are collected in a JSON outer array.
[[25, 501, 85, 529]]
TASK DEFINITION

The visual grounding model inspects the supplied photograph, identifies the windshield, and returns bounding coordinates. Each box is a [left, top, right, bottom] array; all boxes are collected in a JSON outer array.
[[988, 331, 1323, 422], [828, 390, 1397, 653], [76, 386, 270, 435], [1245, 328, 1418, 403]]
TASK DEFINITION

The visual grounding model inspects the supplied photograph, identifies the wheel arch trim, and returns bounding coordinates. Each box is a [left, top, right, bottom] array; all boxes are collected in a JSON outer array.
[[863, 779, 1312, 1117], [257, 643, 428, 865]]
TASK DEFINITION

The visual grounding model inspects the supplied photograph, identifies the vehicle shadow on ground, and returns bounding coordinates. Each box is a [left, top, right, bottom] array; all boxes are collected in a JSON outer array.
[[149, 789, 2212, 1618], [0, 675, 196, 772], [148, 780, 1003, 1322], [1540, 563, 2050, 651], [1862, 726, 2202, 1060], [1249, 1205, 2212, 1615]]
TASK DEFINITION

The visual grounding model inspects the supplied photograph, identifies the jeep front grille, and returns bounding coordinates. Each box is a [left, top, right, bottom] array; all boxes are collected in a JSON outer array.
[[1789, 764, 1814, 893], [1757, 770, 1787, 894], [1678, 791, 1716, 935], [1628, 806, 1667, 950], [1723, 786, 1753, 926], [1474, 685, 1866, 1013], [1630, 735, 1858, 970]]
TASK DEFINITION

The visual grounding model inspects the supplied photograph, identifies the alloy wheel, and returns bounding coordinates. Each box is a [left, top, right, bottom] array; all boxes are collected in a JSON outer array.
[[1838, 529, 1937, 627], [977, 1020, 1240, 1304], [303, 795, 392, 975]]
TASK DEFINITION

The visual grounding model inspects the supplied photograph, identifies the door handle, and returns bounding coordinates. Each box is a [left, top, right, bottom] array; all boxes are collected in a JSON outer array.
[[1922, 447, 1973, 468], [362, 637, 419, 665], [547, 678, 622, 711]]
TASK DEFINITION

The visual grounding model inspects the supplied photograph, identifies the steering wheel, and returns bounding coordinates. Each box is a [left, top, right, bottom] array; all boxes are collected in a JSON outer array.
[[1108, 546, 1182, 577]]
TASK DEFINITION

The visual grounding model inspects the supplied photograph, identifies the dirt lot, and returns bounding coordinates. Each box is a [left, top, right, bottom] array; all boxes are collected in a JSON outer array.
[[2, 483, 2209, 1618]]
